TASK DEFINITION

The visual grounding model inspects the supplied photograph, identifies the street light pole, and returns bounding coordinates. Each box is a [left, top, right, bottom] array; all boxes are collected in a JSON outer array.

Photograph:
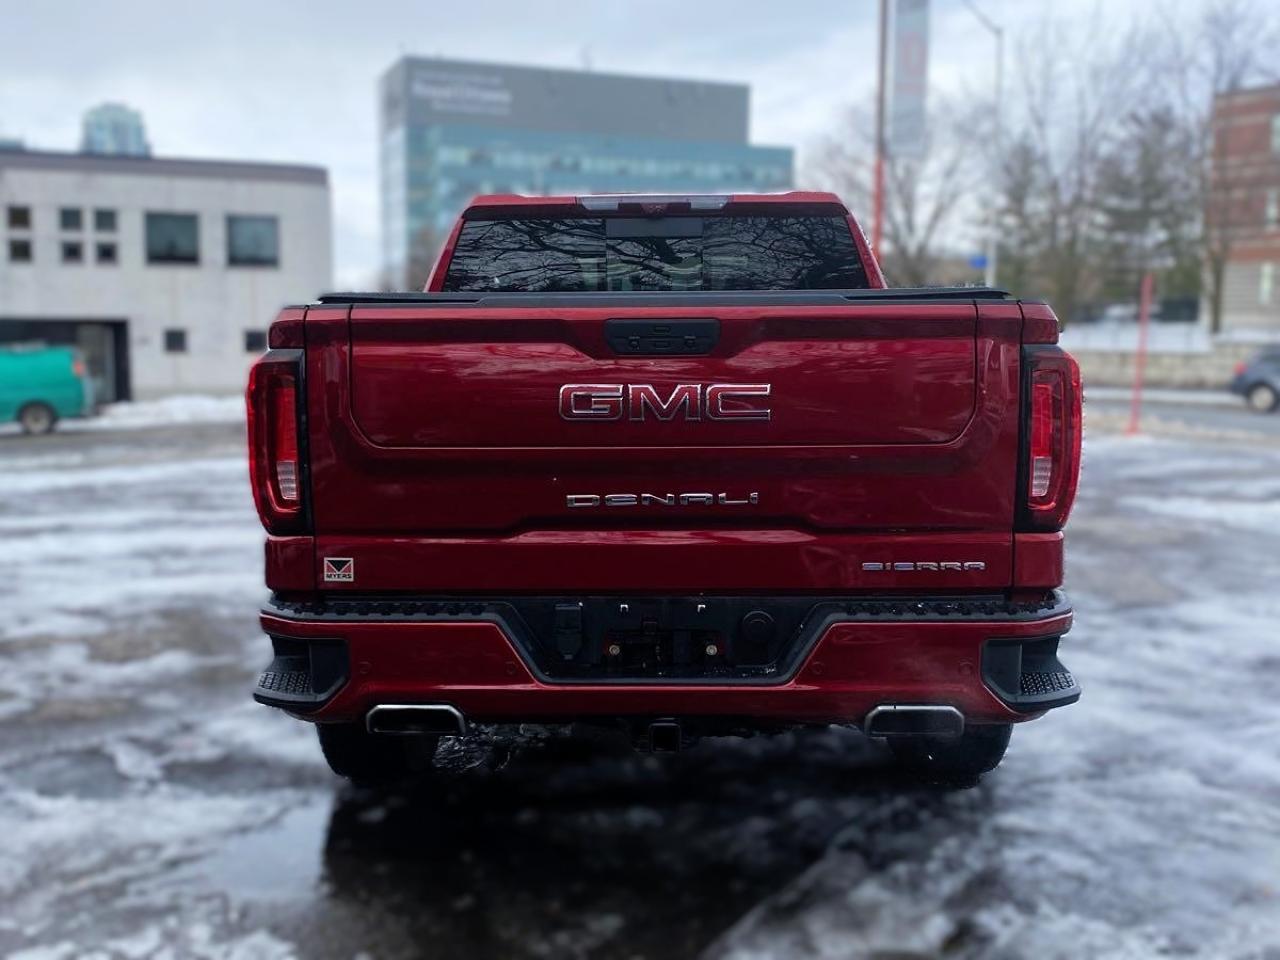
[[962, 0, 1003, 289]]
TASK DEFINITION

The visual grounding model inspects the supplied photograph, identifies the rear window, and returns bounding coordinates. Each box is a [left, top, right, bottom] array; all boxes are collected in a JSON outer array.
[[441, 215, 868, 293]]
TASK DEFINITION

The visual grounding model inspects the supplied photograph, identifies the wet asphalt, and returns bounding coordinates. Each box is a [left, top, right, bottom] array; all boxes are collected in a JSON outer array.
[[1, 407, 1279, 959]]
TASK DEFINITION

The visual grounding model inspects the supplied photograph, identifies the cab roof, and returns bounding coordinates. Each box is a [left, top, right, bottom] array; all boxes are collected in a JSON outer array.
[[460, 191, 850, 218]]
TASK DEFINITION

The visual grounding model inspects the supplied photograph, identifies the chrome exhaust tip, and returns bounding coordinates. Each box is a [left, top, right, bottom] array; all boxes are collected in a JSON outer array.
[[864, 704, 965, 739], [366, 703, 466, 736]]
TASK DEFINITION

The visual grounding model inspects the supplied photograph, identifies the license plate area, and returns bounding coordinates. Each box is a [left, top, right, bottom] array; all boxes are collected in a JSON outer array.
[[531, 596, 808, 681]]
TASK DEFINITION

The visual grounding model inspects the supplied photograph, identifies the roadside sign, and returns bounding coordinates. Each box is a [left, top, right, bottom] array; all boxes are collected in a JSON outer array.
[[890, 0, 930, 160]]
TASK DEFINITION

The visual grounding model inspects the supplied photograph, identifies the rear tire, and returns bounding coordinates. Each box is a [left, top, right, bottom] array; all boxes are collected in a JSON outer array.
[[888, 723, 1012, 783], [18, 402, 57, 436], [1246, 383, 1279, 413], [316, 721, 439, 784]]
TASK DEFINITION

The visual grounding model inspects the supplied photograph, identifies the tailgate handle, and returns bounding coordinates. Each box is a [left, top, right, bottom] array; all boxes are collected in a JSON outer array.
[[605, 319, 719, 356]]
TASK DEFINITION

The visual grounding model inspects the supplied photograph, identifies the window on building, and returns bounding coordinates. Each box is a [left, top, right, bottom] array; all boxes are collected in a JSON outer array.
[[146, 213, 199, 264], [94, 208, 117, 232], [226, 215, 280, 266], [1262, 262, 1276, 306], [1266, 188, 1279, 229], [61, 241, 83, 264], [7, 205, 31, 229], [8, 238, 32, 262], [1272, 114, 1280, 154], [60, 207, 83, 231], [96, 242, 117, 264], [164, 328, 188, 353], [244, 329, 268, 352]]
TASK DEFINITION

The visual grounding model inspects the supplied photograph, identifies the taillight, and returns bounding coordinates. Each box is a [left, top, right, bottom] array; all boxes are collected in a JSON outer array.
[[1233, 360, 1248, 376], [72, 358, 86, 377], [1022, 347, 1082, 531], [247, 350, 306, 534]]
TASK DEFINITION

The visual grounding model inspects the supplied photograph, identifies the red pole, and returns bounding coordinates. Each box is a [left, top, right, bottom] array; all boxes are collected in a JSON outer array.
[[872, 0, 888, 257], [1126, 272, 1155, 435]]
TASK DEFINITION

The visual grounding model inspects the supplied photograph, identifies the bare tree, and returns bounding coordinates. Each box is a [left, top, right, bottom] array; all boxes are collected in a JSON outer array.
[[806, 98, 982, 286], [993, 11, 1155, 323], [810, 0, 1278, 324], [1155, 0, 1280, 331], [1094, 106, 1202, 303]]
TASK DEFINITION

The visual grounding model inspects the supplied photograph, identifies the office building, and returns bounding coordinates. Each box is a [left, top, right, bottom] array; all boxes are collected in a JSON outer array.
[[380, 56, 794, 288]]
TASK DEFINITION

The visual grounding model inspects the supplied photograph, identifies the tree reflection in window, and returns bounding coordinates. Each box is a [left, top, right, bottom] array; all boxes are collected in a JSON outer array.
[[443, 218, 606, 292], [441, 215, 868, 292]]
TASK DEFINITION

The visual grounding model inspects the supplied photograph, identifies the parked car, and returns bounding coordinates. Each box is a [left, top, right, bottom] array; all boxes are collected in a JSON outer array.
[[0, 344, 95, 434], [1231, 349, 1280, 413], [247, 191, 1083, 785]]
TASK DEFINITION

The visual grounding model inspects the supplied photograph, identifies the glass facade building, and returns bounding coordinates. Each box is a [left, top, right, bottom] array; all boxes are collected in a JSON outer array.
[[379, 57, 794, 289], [81, 103, 151, 158]]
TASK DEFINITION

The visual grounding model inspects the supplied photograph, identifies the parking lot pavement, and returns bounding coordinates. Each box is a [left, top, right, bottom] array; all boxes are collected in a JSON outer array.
[[1, 417, 1279, 959]]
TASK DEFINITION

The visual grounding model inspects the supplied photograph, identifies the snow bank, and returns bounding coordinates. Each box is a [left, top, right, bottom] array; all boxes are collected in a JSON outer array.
[[73, 395, 245, 432], [1084, 386, 1240, 407]]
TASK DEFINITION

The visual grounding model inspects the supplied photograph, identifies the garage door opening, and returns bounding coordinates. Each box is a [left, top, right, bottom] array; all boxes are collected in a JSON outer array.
[[0, 318, 131, 403]]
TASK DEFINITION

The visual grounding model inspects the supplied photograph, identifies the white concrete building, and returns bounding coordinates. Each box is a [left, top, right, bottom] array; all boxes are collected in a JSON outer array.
[[0, 149, 331, 400]]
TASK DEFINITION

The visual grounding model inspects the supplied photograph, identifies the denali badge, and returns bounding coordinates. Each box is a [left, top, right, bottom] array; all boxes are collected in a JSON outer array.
[[568, 492, 760, 508], [862, 561, 987, 572], [559, 383, 771, 421]]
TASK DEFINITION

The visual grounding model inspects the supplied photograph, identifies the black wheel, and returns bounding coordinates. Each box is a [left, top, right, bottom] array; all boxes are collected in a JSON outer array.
[[1246, 383, 1279, 413], [888, 723, 1012, 783], [316, 721, 439, 784], [18, 402, 57, 436]]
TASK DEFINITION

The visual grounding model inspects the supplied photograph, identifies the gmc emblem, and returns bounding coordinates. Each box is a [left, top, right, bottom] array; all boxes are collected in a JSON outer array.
[[559, 383, 772, 422]]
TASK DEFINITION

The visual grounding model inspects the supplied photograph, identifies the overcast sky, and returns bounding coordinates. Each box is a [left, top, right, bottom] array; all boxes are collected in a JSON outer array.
[[2, 0, 1201, 287]]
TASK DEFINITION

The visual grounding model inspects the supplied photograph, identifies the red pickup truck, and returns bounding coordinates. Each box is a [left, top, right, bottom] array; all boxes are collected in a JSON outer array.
[[247, 192, 1082, 784]]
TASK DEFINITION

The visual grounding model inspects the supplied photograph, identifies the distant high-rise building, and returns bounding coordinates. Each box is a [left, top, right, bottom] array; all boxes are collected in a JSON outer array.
[[81, 103, 151, 157], [379, 56, 794, 289]]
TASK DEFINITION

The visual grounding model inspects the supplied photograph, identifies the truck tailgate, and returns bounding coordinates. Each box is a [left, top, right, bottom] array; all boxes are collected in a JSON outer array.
[[303, 297, 1023, 591]]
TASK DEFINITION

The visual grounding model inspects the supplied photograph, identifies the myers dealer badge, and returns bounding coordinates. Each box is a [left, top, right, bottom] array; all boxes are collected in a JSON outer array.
[[323, 557, 354, 582]]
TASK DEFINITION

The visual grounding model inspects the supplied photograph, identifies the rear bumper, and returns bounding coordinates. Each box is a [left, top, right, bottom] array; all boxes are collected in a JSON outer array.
[[255, 593, 1078, 728]]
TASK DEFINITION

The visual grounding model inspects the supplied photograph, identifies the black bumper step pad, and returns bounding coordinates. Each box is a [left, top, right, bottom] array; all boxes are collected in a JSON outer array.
[[257, 668, 313, 697], [1020, 670, 1077, 697], [983, 635, 1081, 712], [252, 637, 348, 713]]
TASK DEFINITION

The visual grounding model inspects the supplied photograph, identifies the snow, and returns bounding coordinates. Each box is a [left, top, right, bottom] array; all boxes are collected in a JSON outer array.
[[1125, 493, 1280, 530], [2, 412, 1280, 956], [74, 395, 245, 431], [1060, 322, 1211, 354], [708, 431, 1280, 959], [1085, 385, 1240, 407], [0, 455, 262, 641], [0, 395, 245, 438], [7, 925, 297, 960]]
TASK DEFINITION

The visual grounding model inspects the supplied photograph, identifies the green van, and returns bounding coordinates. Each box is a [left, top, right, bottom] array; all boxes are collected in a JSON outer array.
[[0, 344, 95, 435]]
